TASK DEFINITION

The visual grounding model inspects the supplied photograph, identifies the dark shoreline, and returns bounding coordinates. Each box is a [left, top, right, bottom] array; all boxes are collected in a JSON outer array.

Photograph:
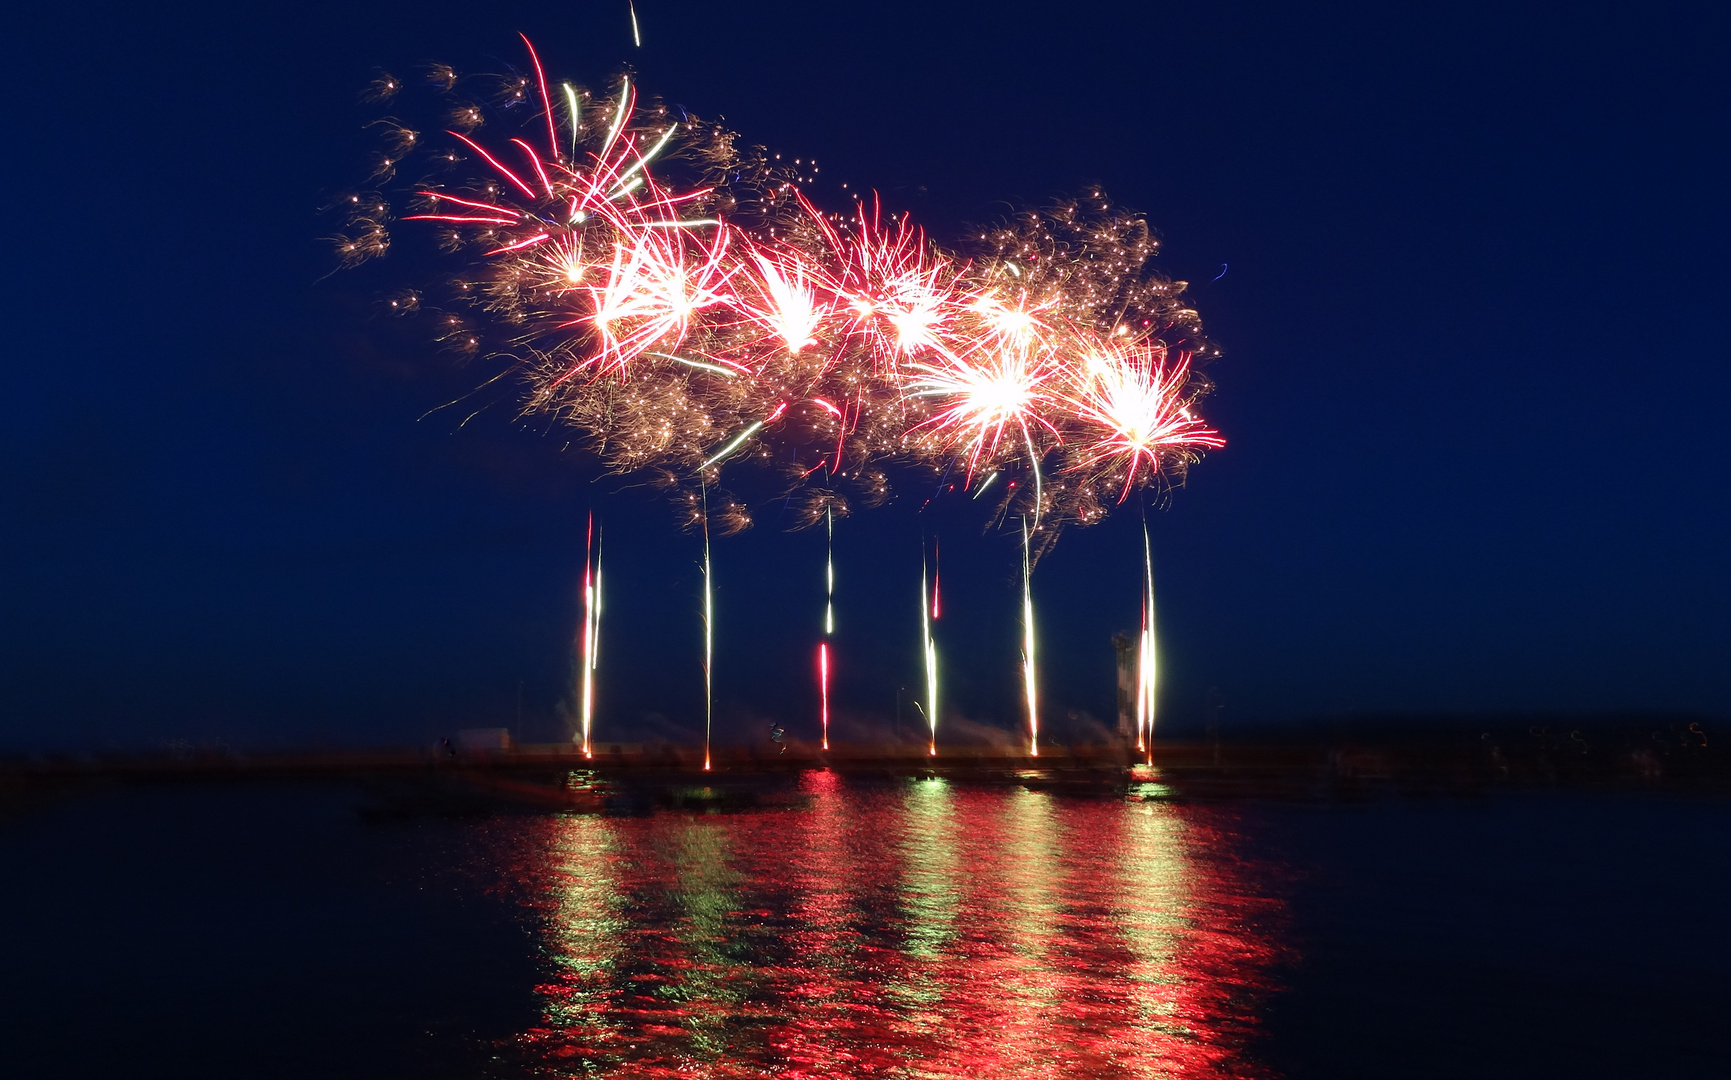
[[5, 716, 1726, 820]]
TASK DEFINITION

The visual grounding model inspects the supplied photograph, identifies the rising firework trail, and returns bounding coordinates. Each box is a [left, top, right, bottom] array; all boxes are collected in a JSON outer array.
[[920, 539, 939, 756], [701, 484, 714, 771], [1021, 518, 1040, 757], [817, 642, 830, 752], [1136, 514, 1156, 757], [579, 513, 603, 757], [818, 507, 835, 751]]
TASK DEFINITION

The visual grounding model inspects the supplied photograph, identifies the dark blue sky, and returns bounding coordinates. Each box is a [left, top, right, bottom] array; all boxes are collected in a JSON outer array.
[[2, 1, 1725, 750]]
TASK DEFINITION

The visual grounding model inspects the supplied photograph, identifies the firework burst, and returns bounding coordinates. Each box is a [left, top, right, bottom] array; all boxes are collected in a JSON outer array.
[[1067, 342, 1225, 501], [334, 38, 1224, 542]]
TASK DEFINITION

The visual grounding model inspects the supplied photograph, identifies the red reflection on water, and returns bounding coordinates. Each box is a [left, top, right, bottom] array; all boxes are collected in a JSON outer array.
[[509, 774, 1283, 1078]]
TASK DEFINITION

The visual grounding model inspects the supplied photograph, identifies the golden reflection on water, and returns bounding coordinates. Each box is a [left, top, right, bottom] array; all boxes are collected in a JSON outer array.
[[972, 787, 1066, 1074], [513, 773, 1279, 1078], [667, 814, 749, 1058], [527, 815, 620, 1060], [897, 776, 960, 970], [1117, 803, 1194, 1039]]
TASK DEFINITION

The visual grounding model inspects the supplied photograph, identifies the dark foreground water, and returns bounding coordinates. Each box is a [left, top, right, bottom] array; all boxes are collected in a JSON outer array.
[[3, 772, 1728, 1078]]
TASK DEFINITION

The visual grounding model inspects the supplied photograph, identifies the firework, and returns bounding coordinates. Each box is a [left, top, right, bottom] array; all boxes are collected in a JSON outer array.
[[579, 513, 603, 757], [1020, 518, 1039, 757], [701, 484, 714, 771], [819, 507, 835, 751], [919, 538, 939, 756], [1067, 343, 1224, 502], [335, 39, 1223, 541], [903, 342, 1061, 481], [817, 641, 831, 752], [338, 39, 1229, 759], [1135, 517, 1156, 756]]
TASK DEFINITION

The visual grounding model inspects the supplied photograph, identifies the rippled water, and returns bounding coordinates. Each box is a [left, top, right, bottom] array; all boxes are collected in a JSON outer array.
[[9, 771, 1730, 1079], [488, 772, 1283, 1078]]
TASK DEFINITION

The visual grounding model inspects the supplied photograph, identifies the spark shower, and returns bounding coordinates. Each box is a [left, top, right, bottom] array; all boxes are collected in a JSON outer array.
[[332, 37, 1225, 758]]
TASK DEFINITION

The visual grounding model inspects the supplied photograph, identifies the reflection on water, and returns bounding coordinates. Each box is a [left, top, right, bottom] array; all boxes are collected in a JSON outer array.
[[514, 773, 1281, 1078]]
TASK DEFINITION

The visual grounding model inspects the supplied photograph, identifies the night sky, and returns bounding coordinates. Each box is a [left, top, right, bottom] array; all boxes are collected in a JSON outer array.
[[2, 1, 1725, 751]]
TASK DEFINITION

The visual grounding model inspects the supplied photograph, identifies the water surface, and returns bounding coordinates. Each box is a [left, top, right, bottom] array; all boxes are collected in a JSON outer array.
[[499, 772, 1282, 1077], [5, 771, 1727, 1078]]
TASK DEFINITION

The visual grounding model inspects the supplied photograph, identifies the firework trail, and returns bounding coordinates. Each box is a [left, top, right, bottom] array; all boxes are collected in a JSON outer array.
[[701, 484, 714, 771], [819, 506, 834, 751], [1136, 515, 1156, 757], [1020, 518, 1039, 757], [919, 538, 939, 756], [817, 641, 830, 752], [334, 38, 1225, 545], [579, 513, 603, 757]]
